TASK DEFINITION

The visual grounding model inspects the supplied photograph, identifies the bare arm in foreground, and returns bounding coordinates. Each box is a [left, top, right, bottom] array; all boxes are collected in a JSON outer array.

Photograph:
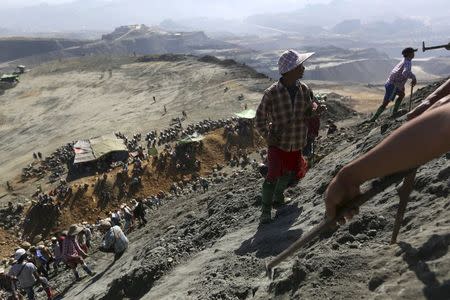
[[407, 78, 450, 120], [325, 102, 450, 221]]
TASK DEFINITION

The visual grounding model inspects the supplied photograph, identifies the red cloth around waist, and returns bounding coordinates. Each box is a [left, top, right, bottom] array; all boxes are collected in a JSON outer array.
[[267, 146, 308, 181]]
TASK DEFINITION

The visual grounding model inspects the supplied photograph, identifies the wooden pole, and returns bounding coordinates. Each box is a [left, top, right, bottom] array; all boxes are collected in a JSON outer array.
[[390, 169, 417, 244], [265, 171, 410, 278], [408, 85, 414, 112]]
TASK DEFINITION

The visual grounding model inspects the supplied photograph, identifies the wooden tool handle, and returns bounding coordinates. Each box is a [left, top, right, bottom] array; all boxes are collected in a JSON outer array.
[[266, 171, 410, 275]]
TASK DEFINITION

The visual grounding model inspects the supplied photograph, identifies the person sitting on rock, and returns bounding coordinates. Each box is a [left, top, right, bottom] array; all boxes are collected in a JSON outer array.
[[255, 49, 318, 224], [370, 47, 417, 122], [61, 225, 95, 281], [98, 219, 129, 261], [325, 83, 450, 224], [8, 248, 55, 300]]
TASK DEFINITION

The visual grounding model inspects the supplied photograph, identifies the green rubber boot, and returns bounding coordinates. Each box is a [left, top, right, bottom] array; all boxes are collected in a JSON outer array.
[[392, 97, 403, 116], [370, 105, 386, 122], [273, 173, 293, 208], [260, 180, 275, 224]]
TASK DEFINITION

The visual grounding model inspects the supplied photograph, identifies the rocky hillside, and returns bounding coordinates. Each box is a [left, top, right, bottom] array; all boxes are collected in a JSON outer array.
[[239, 48, 438, 84], [0, 25, 239, 70], [0, 38, 88, 63], [0, 54, 268, 184], [17, 79, 448, 300]]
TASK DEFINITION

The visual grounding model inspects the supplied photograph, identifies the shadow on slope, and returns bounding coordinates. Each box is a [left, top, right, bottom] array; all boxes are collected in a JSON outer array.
[[399, 234, 450, 300], [235, 203, 303, 258]]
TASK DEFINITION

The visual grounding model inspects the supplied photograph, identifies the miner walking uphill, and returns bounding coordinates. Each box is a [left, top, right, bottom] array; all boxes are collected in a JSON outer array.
[[370, 47, 417, 122], [98, 219, 129, 261], [62, 225, 95, 281], [8, 248, 55, 300], [256, 49, 322, 224]]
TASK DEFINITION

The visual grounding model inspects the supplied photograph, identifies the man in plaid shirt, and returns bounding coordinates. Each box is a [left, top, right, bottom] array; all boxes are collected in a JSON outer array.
[[256, 49, 321, 224], [370, 47, 417, 122]]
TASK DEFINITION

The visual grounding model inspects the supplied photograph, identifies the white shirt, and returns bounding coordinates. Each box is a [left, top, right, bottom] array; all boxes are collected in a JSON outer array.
[[8, 262, 37, 288]]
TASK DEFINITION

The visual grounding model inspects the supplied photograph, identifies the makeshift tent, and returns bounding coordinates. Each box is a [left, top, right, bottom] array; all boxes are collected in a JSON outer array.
[[0, 74, 19, 82], [73, 135, 128, 164], [234, 109, 256, 119], [177, 133, 205, 145], [147, 147, 158, 156]]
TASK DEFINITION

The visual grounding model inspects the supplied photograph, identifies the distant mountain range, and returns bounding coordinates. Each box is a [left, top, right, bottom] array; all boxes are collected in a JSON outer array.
[[0, 0, 448, 38], [0, 25, 239, 66]]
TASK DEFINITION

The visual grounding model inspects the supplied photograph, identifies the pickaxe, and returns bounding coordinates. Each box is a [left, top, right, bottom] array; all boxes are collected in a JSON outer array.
[[422, 41, 450, 52], [265, 170, 412, 278]]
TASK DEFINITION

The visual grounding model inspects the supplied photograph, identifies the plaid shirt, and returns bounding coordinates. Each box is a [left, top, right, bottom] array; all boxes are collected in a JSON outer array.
[[256, 80, 312, 151], [386, 58, 416, 91], [62, 236, 83, 260]]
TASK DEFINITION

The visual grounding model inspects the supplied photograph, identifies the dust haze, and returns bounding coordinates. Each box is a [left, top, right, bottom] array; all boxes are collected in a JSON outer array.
[[0, 1, 449, 300]]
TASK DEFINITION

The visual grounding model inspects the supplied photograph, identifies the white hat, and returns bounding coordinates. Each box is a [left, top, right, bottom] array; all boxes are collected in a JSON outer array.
[[278, 50, 315, 75], [68, 224, 83, 236], [14, 248, 26, 261], [99, 219, 112, 229]]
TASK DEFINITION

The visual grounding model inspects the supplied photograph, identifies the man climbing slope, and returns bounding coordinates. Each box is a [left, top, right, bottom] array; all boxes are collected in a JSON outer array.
[[326, 81, 450, 223], [255, 49, 318, 224], [370, 47, 417, 121]]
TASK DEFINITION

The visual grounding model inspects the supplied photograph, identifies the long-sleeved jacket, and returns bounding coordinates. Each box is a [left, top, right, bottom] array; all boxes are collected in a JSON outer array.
[[102, 225, 129, 254], [256, 80, 313, 151]]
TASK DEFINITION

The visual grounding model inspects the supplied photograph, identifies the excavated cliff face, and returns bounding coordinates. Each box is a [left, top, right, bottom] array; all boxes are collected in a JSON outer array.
[[24, 80, 450, 300], [1, 27, 234, 70], [0, 38, 87, 63]]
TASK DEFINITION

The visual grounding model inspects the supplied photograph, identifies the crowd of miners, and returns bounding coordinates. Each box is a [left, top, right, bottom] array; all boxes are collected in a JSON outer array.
[[1, 114, 283, 299], [0, 215, 130, 300], [21, 144, 75, 183], [18, 116, 245, 192], [0, 160, 228, 300], [224, 118, 253, 138]]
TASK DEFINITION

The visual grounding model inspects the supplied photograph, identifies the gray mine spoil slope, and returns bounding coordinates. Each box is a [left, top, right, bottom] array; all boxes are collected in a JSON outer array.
[[35, 80, 449, 299], [0, 54, 268, 183]]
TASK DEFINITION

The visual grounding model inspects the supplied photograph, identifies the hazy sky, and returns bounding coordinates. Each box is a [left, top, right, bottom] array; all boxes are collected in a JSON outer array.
[[2, 0, 73, 6], [0, 0, 449, 33], [1, 0, 332, 15]]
